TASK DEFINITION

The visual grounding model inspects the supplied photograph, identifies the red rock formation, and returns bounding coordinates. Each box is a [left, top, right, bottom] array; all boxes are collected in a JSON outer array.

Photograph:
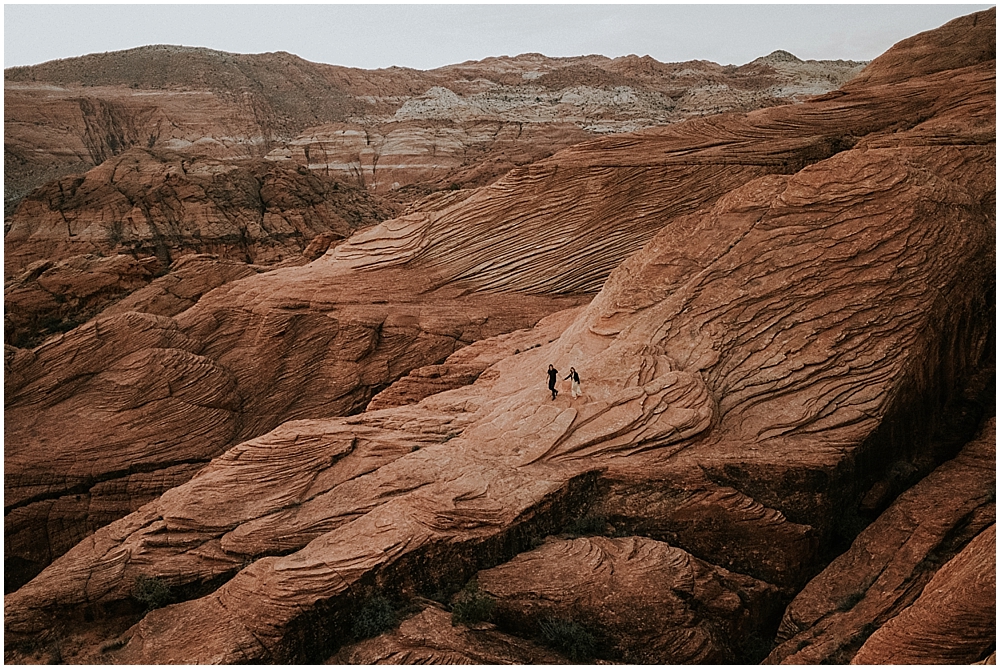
[[99, 254, 257, 319], [478, 536, 780, 663], [851, 523, 995, 664], [4, 149, 395, 276], [2, 9, 994, 665], [332, 44, 992, 294], [4, 45, 865, 208], [3, 262, 584, 591], [366, 307, 583, 411], [766, 419, 996, 664], [4, 253, 161, 347], [330, 605, 568, 664]]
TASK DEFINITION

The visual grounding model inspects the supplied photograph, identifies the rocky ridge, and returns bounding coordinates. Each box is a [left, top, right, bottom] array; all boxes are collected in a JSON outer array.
[[4, 150, 396, 278], [4, 45, 865, 350], [5, 47, 866, 208], [3, 9, 994, 665]]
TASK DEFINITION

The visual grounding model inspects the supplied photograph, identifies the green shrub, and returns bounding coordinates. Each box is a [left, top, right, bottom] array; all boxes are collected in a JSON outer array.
[[132, 575, 173, 611], [563, 514, 608, 537], [537, 616, 598, 662], [735, 631, 775, 663], [835, 590, 865, 612], [451, 580, 496, 626], [351, 594, 397, 640]]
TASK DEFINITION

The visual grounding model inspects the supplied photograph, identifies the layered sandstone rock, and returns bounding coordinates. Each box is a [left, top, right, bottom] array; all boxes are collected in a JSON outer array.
[[330, 605, 568, 664], [332, 43, 992, 295], [366, 306, 584, 411], [264, 119, 594, 194], [4, 253, 161, 347], [3, 9, 994, 665], [4, 262, 584, 591], [5, 45, 865, 209], [766, 419, 996, 664], [4, 253, 262, 349], [4, 149, 395, 276], [99, 254, 258, 319], [851, 523, 995, 665], [478, 536, 781, 663]]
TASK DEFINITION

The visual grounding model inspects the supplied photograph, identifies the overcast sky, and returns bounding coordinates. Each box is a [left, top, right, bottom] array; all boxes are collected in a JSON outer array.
[[4, 3, 993, 71]]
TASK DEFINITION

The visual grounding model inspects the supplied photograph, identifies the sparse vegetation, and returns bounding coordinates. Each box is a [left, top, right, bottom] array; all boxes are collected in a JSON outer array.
[[451, 580, 496, 626], [563, 514, 608, 537], [537, 615, 599, 662], [132, 575, 173, 611], [835, 589, 866, 612], [351, 594, 398, 640]]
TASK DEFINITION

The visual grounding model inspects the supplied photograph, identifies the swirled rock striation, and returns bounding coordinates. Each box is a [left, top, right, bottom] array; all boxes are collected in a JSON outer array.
[[2, 8, 994, 665]]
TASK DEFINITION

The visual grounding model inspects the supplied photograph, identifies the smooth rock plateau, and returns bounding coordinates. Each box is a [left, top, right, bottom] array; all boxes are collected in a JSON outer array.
[[3, 8, 995, 666]]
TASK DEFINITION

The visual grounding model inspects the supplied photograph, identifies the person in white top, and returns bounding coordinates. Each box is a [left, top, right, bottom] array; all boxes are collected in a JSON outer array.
[[564, 367, 582, 398]]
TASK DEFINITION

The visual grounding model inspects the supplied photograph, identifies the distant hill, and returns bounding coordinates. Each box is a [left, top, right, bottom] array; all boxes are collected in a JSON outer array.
[[5, 46, 867, 211]]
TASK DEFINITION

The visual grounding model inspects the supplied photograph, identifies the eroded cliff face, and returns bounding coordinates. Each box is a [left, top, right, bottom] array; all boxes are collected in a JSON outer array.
[[766, 419, 995, 665], [3, 9, 994, 665], [4, 149, 396, 277]]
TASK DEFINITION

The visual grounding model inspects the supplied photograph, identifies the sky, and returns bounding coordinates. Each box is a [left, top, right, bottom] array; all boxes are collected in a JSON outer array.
[[4, 3, 994, 71]]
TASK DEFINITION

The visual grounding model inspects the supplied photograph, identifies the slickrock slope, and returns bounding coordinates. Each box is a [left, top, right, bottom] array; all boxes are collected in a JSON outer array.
[[766, 419, 995, 664], [333, 40, 993, 296], [4, 9, 994, 665], [4, 253, 161, 348], [366, 307, 584, 411], [98, 254, 258, 319], [3, 45, 865, 355], [4, 263, 583, 592], [852, 523, 995, 664], [1, 37, 872, 581]]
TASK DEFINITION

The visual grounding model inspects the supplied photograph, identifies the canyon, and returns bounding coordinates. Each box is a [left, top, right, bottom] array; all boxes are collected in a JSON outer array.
[[4, 9, 995, 665]]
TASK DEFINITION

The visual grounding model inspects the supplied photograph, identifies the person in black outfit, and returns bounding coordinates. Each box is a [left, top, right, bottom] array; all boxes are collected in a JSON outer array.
[[547, 364, 559, 400]]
